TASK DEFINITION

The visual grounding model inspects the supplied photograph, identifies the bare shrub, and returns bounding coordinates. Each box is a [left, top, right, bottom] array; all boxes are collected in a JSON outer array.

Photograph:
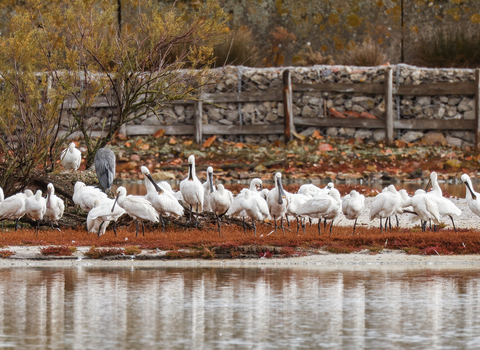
[[415, 24, 480, 68], [342, 38, 387, 67], [213, 26, 260, 67], [293, 43, 335, 66]]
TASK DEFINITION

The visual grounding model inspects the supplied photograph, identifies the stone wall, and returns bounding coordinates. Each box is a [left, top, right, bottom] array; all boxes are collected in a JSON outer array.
[[66, 64, 478, 148]]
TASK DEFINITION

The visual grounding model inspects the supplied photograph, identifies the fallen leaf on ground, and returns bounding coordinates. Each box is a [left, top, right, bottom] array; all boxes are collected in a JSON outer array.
[[153, 129, 165, 138], [203, 135, 216, 148]]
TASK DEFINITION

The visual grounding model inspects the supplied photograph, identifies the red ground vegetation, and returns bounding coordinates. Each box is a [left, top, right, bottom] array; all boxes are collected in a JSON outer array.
[[2, 220, 480, 258]]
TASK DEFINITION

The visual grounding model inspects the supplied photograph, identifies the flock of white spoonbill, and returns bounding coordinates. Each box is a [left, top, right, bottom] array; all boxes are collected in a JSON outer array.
[[0, 142, 479, 237]]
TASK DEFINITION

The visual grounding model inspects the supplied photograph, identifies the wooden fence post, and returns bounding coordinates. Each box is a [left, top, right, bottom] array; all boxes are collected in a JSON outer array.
[[385, 67, 394, 146], [283, 69, 294, 143], [194, 100, 203, 144], [475, 69, 480, 150]]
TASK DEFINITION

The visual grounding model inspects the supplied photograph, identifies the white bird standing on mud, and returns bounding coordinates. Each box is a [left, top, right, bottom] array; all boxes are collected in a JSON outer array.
[[111, 186, 159, 237], [45, 183, 64, 230], [370, 188, 401, 233], [141, 166, 184, 232], [297, 188, 341, 235], [342, 190, 365, 235], [25, 190, 47, 235], [88, 198, 125, 236], [240, 189, 270, 236], [180, 155, 204, 228], [425, 171, 461, 231], [61, 142, 82, 171], [461, 174, 480, 218], [0, 189, 33, 231], [203, 166, 215, 212], [286, 188, 311, 234], [72, 182, 108, 211], [402, 189, 440, 231], [266, 172, 288, 235], [210, 184, 234, 237]]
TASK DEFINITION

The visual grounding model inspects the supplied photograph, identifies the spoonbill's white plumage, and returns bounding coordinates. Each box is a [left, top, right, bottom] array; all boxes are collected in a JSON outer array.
[[94, 147, 116, 193], [180, 155, 204, 228], [462, 173, 480, 218], [72, 181, 108, 211], [286, 189, 311, 234], [298, 182, 333, 198], [425, 172, 461, 231], [402, 189, 440, 231], [112, 186, 159, 237], [240, 189, 270, 236], [45, 183, 65, 230], [342, 190, 365, 234], [141, 166, 184, 232], [61, 142, 82, 171], [370, 189, 401, 233], [227, 178, 263, 218], [87, 198, 125, 236], [266, 172, 288, 235], [296, 188, 342, 235], [25, 190, 47, 234], [0, 190, 32, 230], [210, 184, 234, 236], [203, 166, 215, 212]]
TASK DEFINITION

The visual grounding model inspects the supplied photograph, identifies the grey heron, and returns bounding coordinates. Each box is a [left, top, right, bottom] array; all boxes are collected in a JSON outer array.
[[94, 147, 116, 194]]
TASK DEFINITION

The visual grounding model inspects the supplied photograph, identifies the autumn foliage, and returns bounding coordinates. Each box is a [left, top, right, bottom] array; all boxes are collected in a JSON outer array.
[[2, 221, 480, 259]]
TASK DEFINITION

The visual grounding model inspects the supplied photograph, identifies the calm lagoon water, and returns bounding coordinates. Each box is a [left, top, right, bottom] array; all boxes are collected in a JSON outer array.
[[0, 266, 480, 349]]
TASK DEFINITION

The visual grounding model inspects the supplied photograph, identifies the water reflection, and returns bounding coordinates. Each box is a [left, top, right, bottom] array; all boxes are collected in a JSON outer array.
[[0, 267, 479, 349]]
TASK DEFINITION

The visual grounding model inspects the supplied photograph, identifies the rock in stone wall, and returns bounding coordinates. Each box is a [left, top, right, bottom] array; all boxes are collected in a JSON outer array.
[[62, 64, 479, 148]]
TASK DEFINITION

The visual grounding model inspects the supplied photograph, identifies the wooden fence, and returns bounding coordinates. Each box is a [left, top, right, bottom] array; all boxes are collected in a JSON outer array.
[[67, 67, 480, 149]]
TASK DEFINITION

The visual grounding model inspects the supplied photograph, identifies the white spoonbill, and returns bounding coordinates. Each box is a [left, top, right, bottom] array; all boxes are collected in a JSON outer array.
[[461, 174, 480, 218], [240, 189, 270, 236], [111, 186, 159, 237], [266, 172, 288, 235], [370, 189, 401, 233], [286, 188, 311, 234], [402, 189, 440, 231], [25, 190, 47, 235], [180, 155, 204, 228], [203, 166, 215, 212], [210, 184, 234, 236], [0, 189, 32, 231], [296, 188, 342, 235], [61, 142, 82, 171], [425, 172, 461, 231], [72, 181, 108, 211], [227, 178, 263, 217], [88, 198, 125, 236], [45, 183, 65, 230], [342, 190, 365, 235], [141, 166, 184, 232]]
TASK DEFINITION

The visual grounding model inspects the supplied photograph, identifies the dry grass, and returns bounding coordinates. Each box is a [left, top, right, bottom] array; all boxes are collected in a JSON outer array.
[[0, 220, 479, 257], [213, 26, 260, 67], [415, 24, 480, 68], [293, 45, 335, 66], [342, 39, 387, 67]]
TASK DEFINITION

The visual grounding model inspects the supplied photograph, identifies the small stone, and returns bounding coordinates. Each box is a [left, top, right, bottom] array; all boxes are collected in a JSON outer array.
[[218, 119, 233, 125], [422, 131, 447, 145], [448, 97, 461, 106], [130, 154, 141, 161], [300, 127, 317, 137], [338, 128, 356, 137], [326, 127, 338, 137], [266, 113, 278, 122], [354, 129, 373, 139], [352, 105, 365, 113], [451, 131, 474, 143], [457, 98, 473, 112], [401, 131, 424, 143], [373, 129, 385, 142], [242, 103, 255, 114], [417, 96, 431, 106], [446, 136, 463, 147], [302, 105, 318, 118]]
